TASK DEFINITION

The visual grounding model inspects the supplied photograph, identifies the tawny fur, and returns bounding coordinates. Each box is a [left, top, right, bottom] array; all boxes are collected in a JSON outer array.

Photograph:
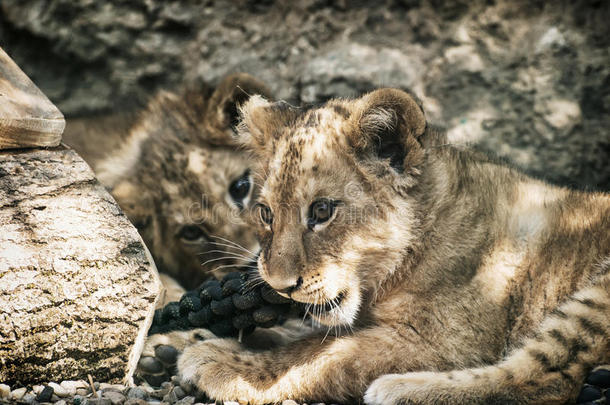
[[63, 74, 270, 290], [174, 88, 609, 404]]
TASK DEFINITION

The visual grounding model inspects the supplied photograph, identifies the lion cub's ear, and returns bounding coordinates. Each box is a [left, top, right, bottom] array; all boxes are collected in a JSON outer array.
[[205, 73, 272, 145], [236, 97, 296, 156], [348, 88, 426, 173]]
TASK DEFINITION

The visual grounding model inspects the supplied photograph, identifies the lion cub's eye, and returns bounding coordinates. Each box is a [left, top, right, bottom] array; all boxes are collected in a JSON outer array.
[[307, 198, 336, 230], [177, 224, 207, 242], [229, 170, 251, 209], [257, 204, 273, 227]]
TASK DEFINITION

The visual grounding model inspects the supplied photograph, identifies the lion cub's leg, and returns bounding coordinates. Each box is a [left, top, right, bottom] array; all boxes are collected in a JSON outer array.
[[138, 329, 218, 385], [365, 274, 610, 405], [177, 325, 441, 404], [138, 319, 315, 386]]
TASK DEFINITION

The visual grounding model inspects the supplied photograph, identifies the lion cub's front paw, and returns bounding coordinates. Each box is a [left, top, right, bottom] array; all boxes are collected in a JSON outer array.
[[178, 338, 255, 402], [365, 372, 450, 405], [137, 329, 218, 387]]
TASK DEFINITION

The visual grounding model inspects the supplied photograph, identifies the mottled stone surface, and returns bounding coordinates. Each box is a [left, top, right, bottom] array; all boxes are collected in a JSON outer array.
[[0, 145, 162, 385], [0, 46, 64, 149], [0, 1, 608, 188]]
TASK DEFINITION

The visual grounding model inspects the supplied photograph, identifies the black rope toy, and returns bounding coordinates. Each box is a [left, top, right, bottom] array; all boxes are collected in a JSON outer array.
[[149, 270, 300, 338]]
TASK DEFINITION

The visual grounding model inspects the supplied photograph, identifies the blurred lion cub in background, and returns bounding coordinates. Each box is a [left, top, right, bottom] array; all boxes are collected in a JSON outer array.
[[63, 74, 270, 298]]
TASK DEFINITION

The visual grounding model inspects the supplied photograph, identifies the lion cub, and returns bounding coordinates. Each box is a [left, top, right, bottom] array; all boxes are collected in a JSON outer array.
[[63, 74, 270, 291], [174, 89, 609, 404]]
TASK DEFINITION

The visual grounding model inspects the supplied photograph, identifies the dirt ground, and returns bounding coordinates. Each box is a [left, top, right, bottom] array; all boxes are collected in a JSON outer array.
[[0, 0, 608, 189]]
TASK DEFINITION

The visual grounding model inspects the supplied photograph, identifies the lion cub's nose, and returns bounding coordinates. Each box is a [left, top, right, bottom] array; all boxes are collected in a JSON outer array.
[[269, 275, 303, 296]]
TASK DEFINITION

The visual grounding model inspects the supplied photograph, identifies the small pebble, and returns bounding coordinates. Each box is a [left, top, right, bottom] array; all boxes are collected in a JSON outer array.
[[10, 387, 27, 400], [282, 401, 299, 405], [84, 398, 112, 405], [56, 400, 67, 405], [76, 388, 89, 396], [163, 386, 186, 403], [173, 386, 186, 399], [0, 384, 9, 398], [124, 399, 148, 405], [61, 380, 88, 394], [73, 395, 87, 405], [103, 390, 126, 405], [36, 385, 54, 402], [126, 387, 148, 400], [49, 382, 70, 397], [32, 385, 44, 395], [22, 393, 37, 404], [99, 383, 125, 392], [175, 396, 195, 405], [178, 380, 194, 395]]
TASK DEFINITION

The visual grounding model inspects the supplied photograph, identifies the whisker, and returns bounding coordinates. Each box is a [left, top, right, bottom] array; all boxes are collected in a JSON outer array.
[[202, 241, 255, 255], [200, 250, 254, 261], [208, 234, 257, 255], [200, 255, 247, 267]]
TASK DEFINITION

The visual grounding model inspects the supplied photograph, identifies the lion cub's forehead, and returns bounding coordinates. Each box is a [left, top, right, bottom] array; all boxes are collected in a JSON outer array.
[[261, 103, 352, 205]]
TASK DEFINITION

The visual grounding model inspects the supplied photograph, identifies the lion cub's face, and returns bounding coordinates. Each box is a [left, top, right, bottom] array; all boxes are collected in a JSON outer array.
[[102, 74, 270, 289], [237, 90, 427, 326]]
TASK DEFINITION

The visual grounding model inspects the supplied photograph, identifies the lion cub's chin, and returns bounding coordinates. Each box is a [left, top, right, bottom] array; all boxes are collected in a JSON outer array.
[[304, 287, 361, 327]]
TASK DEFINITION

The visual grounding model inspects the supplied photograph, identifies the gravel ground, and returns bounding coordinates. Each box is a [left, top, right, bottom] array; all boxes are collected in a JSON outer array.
[[0, 378, 335, 405], [1, 368, 608, 405]]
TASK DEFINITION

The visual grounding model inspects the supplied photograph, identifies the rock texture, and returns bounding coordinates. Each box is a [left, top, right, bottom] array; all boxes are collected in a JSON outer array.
[[0, 145, 162, 385], [0, 0, 608, 190], [0, 46, 64, 150]]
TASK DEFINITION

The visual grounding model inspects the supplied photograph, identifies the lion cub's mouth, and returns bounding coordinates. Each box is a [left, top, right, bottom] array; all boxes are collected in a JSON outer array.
[[300, 291, 346, 314]]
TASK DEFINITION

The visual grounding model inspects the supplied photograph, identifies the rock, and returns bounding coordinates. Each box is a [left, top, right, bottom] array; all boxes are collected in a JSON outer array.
[[10, 387, 27, 400], [163, 386, 186, 403], [99, 383, 126, 392], [84, 398, 112, 405], [48, 382, 70, 397], [60, 380, 88, 395], [22, 393, 37, 404], [73, 395, 87, 404], [124, 399, 148, 405], [282, 401, 299, 405], [126, 387, 148, 400], [0, 384, 9, 398], [178, 380, 194, 395], [174, 397, 195, 405], [35, 385, 54, 402], [0, 145, 162, 385], [76, 388, 89, 396], [56, 400, 67, 405], [102, 390, 127, 405]]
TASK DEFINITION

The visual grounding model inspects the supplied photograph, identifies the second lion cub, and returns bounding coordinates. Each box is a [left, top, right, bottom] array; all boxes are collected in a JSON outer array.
[[175, 89, 609, 404]]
